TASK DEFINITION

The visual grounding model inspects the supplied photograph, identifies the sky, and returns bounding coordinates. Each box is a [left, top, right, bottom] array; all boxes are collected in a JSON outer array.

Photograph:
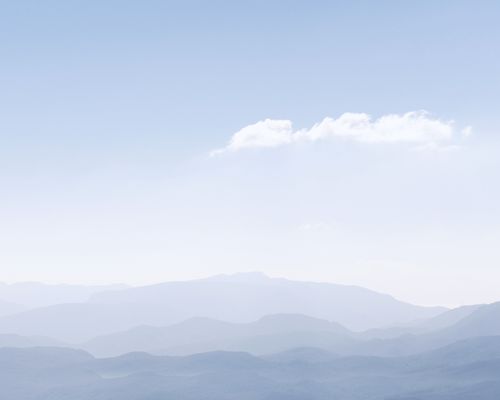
[[0, 0, 499, 307]]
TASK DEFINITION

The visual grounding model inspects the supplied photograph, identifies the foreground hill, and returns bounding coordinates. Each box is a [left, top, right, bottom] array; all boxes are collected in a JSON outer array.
[[2, 337, 500, 400]]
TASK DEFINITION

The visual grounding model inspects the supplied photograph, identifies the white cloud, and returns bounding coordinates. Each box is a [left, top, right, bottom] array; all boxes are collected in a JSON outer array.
[[210, 119, 293, 156], [211, 111, 465, 155]]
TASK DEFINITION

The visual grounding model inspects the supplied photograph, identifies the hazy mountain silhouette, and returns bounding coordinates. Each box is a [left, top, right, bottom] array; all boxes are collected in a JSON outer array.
[[0, 303, 179, 342], [352, 302, 500, 356], [0, 346, 93, 369], [0, 333, 65, 348], [0, 273, 447, 343], [409, 336, 500, 367], [360, 304, 483, 339], [82, 303, 500, 358], [83, 313, 354, 357], [0, 282, 127, 309], [1, 275, 497, 361], [1, 276, 496, 360], [88, 272, 446, 331], [439, 301, 500, 339]]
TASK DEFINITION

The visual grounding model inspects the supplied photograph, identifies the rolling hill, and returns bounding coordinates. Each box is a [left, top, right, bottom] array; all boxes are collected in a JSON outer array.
[[2, 338, 500, 400], [82, 313, 354, 357]]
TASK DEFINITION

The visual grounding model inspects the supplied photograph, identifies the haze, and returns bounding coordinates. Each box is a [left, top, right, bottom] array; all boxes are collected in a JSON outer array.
[[1, 1, 499, 309]]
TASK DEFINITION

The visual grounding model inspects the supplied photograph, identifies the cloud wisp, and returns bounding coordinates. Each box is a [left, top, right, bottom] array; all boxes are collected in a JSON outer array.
[[211, 111, 468, 156]]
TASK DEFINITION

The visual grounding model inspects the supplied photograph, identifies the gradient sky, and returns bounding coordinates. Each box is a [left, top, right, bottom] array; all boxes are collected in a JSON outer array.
[[1, 0, 499, 306]]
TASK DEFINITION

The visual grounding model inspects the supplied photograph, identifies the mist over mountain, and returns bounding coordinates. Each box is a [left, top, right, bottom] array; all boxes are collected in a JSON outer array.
[[0, 282, 127, 309], [0, 275, 499, 399], [0, 333, 64, 348], [442, 301, 500, 338], [83, 313, 355, 357], [82, 302, 500, 359], [89, 272, 445, 331], [0, 303, 178, 343], [349, 302, 500, 357], [0, 273, 446, 342], [2, 0, 498, 397], [359, 304, 483, 340]]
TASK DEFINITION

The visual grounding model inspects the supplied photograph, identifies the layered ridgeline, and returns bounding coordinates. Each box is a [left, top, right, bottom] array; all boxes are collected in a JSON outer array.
[[82, 302, 500, 358], [0, 273, 499, 359], [3, 337, 500, 400], [1, 296, 499, 360], [0, 273, 445, 342], [82, 314, 357, 357], [1, 273, 500, 399], [88, 272, 445, 331]]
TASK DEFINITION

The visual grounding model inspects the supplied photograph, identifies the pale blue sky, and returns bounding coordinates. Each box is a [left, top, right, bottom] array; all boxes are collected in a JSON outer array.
[[0, 1, 499, 306]]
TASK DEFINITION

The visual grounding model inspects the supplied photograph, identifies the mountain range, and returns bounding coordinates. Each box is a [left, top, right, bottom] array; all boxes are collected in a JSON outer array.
[[0, 273, 445, 343], [1, 273, 500, 399], [82, 301, 500, 358]]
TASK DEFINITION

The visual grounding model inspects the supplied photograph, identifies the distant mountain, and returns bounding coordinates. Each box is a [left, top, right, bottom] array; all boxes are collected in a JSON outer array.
[[0, 303, 178, 343], [0, 334, 64, 348], [0, 273, 446, 343], [2, 282, 495, 357], [410, 336, 500, 368], [88, 272, 446, 331], [0, 282, 128, 309], [353, 302, 500, 357], [0, 346, 93, 369], [360, 304, 483, 340], [83, 313, 354, 357], [87, 307, 500, 359], [439, 301, 500, 340], [416, 304, 484, 332]]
